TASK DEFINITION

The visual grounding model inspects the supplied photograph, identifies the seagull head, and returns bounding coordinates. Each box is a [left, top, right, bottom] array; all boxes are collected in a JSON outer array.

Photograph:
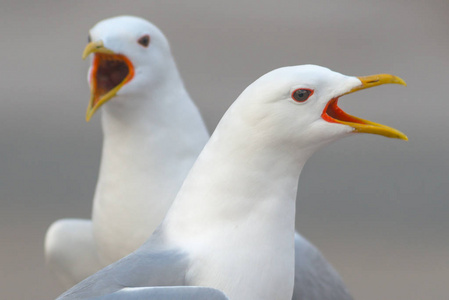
[[82, 16, 173, 121], [233, 65, 407, 153]]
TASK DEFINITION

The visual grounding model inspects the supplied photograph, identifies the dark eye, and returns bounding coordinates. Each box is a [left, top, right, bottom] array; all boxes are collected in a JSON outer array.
[[88, 35, 91, 43], [291, 89, 313, 102], [137, 34, 150, 47]]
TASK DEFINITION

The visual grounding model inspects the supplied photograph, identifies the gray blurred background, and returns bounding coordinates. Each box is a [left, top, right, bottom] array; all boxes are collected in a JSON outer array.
[[0, 1, 448, 299]]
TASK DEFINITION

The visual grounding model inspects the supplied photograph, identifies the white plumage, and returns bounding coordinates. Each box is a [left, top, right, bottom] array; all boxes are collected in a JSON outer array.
[[56, 64, 406, 300], [45, 16, 210, 285]]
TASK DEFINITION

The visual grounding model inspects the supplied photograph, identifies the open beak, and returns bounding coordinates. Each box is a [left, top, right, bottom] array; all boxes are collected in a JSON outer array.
[[83, 41, 134, 121], [322, 74, 408, 140]]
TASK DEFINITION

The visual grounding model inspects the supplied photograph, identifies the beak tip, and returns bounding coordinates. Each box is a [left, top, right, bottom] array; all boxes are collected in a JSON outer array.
[[395, 76, 407, 87], [396, 132, 408, 141], [85, 111, 92, 122]]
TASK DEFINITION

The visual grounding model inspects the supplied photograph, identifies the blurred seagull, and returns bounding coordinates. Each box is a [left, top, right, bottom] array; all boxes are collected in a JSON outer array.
[[56, 64, 407, 300], [45, 16, 209, 286]]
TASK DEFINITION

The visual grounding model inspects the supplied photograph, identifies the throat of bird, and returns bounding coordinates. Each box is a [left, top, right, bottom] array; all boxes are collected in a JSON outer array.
[[163, 135, 305, 241]]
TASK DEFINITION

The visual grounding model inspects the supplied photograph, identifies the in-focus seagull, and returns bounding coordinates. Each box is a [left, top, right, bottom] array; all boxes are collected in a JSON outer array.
[[57, 64, 407, 300], [45, 16, 359, 300]]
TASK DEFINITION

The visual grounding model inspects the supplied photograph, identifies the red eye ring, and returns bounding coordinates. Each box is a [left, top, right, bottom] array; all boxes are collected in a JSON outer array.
[[291, 88, 314, 102]]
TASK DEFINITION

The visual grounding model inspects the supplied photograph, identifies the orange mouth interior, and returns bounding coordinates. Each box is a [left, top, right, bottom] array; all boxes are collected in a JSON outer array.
[[90, 53, 134, 107], [322, 98, 369, 125]]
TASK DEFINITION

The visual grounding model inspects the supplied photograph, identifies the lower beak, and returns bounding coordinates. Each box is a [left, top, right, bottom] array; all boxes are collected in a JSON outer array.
[[322, 74, 408, 141]]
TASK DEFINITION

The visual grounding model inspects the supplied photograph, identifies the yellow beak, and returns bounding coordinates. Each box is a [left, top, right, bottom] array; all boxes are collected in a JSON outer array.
[[82, 41, 114, 60], [322, 74, 408, 141]]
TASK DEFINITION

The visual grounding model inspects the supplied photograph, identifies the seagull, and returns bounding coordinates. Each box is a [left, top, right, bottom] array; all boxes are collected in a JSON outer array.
[[56, 64, 407, 300], [45, 15, 210, 286], [45, 16, 358, 299]]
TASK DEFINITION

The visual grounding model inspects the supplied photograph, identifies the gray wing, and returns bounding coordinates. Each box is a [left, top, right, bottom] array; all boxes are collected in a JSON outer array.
[[89, 287, 229, 300], [292, 232, 353, 300], [57, 243, 190, 300]]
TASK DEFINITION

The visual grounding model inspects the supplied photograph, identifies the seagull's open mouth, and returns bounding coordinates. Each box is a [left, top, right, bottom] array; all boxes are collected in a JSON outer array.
[[321, 74, 408, 140], [82, 40, 135, 121], [87, 53, 134, 119], [322, 98, 363, 125], [92, 53, 133, 101]]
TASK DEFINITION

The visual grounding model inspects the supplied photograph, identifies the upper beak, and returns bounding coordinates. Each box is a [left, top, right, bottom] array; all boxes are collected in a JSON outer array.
[[82, 40, 114, 60], [82, 41, 134, 122], [346, 74, 407, 95], [322, 74, 408, 140]]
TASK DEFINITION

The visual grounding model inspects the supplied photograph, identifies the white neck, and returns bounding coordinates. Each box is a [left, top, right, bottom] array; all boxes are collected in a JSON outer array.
[[92, 64, 209, 264], [163, 104, 315, 300]]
